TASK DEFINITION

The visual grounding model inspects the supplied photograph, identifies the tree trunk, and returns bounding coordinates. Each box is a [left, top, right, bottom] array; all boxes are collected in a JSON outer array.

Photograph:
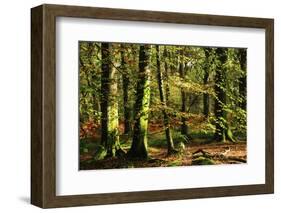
[[179, 49, 188, 137], [163, 46, 171, 102], [128, 45, 152, 159], [100, 43, 110, 147], [100, 43, 120, 157], [203, 48, 211, 117], [156, 45, 176, 155], [121, 44, 131, 134], [238, 48, 247, 111], [214, 48, 233, 142]]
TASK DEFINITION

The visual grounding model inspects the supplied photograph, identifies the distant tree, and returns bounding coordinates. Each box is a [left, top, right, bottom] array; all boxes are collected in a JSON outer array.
[[163, 46, 171, 102], [179, 48, 189, 137], [155, 45, 177, 155], [128, 45, 152, 159], [203, 48, 211, 117], [121, 44, 131, 134]]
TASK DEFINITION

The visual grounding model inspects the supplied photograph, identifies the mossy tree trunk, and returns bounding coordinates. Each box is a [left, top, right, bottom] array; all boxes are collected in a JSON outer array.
[[238, 48, 247, 111], [213, 48, 234, 142], [203, 48, 211, 117], [179, 49, 189, 137], [121, 44, 131, 134], [128, 45, 152, 159], [100, 43, 120, 157], [155, 45, 176, 155], [100, 43, 110, 148]]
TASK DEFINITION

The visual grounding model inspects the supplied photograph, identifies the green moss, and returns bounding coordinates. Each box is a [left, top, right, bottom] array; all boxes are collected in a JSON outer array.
[[192, 156, 215, 165], [167, 160, 182, 167], [138, 70, 151, 152], [106, 65, 120, 157], [94, 146, 107, 160]]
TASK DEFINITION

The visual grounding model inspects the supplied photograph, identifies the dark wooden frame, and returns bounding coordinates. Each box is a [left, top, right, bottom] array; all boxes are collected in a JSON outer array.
[[31, 4, 274, 208]]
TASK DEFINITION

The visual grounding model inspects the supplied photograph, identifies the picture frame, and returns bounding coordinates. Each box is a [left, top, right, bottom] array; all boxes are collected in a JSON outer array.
[[31, 4, 274, 208]]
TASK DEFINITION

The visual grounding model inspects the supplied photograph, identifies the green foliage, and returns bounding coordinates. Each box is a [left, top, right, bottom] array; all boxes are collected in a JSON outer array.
[[177, 134, 190, 144], [80, 139, 97, 153], [79, 42, 102, 128], [189, 131, 214, 140]]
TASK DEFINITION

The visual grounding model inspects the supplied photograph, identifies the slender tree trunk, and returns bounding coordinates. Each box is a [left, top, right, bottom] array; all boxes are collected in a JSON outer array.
[[100, 43, 120, 157], [163, 47, 170, 102], [92, 43, 101, 123], [155, 45, 176, 155], [179, 49, 188, 137], [128, 45, 152, 159], [213, 47, 231, 142], [203, 48, 211, 117], [238, 48, 247, 111], [121, 44, 131, 134]]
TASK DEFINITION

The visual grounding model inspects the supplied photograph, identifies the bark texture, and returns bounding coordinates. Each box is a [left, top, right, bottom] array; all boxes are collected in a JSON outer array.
[[100, 43, 120, 157], [238, 48, 247, 111], [129, 45, 152, 159]]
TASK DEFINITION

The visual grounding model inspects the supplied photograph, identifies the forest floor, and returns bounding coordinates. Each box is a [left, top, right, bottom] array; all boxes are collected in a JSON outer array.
[[79, 137, 247, 170], [80, 119, 247, 170]]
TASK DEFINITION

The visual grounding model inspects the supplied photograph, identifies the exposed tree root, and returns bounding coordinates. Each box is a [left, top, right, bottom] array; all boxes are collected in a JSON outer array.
[[226, 156, 246, 163], [167, 148, 180, 157]]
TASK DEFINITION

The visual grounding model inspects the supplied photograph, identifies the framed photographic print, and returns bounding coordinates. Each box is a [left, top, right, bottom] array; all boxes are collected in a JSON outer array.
[[31, 4, 274, 208]]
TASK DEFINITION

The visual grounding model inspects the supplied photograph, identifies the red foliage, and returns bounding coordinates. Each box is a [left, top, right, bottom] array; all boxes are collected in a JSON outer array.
[[80, 120, 100, 139]]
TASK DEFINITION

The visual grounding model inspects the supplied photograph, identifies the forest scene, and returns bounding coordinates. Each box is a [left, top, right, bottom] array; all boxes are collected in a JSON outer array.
[[79, 41, 247, 170]]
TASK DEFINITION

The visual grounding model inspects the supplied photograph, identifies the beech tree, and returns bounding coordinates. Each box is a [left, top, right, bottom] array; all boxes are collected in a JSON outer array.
[[100, 43, 121, 157], [213, 47, 235, 142], [128, 44, 152, 159]]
